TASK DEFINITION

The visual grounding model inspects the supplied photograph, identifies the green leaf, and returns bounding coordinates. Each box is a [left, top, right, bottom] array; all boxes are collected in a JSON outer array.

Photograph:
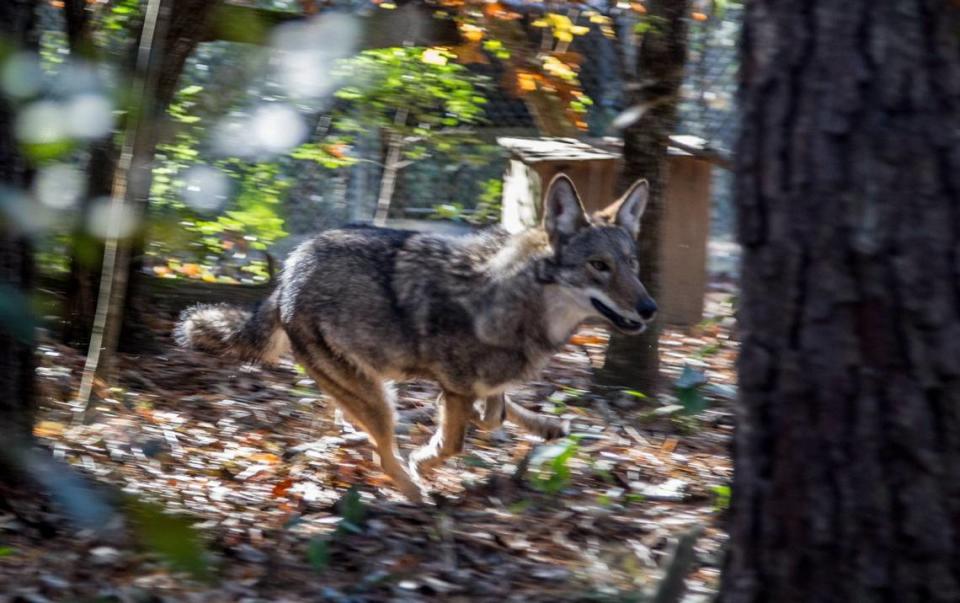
[[507, 499, 533, 514], [307, 538, 330, 571], [0, 547, 15, 557], [124, 498, 211, 582], [713, 0, 729, 19], [713, 484, 731, 511], [677, 386, 709, 416], [529, 438, 579, 494], [462, 454, 490, 468], [338, 486, 366, 529]]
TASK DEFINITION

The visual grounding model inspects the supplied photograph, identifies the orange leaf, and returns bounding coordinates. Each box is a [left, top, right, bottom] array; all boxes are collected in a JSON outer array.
[[483, 2, 521, 20], [272, 478, 294, 498], [516, 71, 538, 92], [691, 11, 708, 21], [33, 420, 65, 438], [452, 43, 490, 65], [179, 263, 202, 277], [550, 51, 584, 66], [325, 143, 347, 159], [250, 452, 281, 464]]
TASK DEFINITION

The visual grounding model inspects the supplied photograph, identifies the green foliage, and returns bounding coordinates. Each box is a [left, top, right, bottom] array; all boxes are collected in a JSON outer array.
[[314, 47, 488, 167], [468, 177, 503, 225], [124, 498, 211, 582], [713, 484, 731, 511], [103, 0, 143, 33], [149, 84, 287, 281], [337, 486, 367, 533], [528, 437, 580, 494], [675, 365, 710, 416], [307, 538, 331, 571], [507, 499, 533, 514], [307, 486, 369, 572], [0, 547, 15, 557]]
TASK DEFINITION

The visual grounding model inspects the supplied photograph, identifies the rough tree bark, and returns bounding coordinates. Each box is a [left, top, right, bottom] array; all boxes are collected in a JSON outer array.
[[0, 0, 38, 445], [720, 2, 960, 601], [597, 0, 689, 392]]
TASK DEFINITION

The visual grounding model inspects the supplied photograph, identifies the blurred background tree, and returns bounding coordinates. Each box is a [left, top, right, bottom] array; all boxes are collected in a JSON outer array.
[[0, 0, 39, 451], [597, 0, 692, 392]]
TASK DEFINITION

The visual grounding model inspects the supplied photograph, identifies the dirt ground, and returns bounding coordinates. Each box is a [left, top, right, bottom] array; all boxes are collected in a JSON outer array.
[[1, 289, 737, 603]]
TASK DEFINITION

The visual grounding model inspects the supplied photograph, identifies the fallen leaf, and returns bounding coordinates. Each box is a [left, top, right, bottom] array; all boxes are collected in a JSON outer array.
[[33, 421, 65, 438], [272, 478, 294, 498]]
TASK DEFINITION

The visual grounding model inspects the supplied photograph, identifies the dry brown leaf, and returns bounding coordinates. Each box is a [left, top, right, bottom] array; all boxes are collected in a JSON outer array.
[[33, 420, 65, 438], [271, 478, 294, 498]]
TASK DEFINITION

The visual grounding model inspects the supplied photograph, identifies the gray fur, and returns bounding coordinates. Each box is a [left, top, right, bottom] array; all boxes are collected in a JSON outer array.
[[176, 174, 655, 502]]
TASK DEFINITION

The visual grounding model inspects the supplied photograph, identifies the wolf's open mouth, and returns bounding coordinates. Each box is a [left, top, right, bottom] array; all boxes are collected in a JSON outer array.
[[590, 298, 645, 333]]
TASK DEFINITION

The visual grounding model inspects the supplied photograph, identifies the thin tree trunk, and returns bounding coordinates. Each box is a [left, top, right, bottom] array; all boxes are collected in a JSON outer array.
[[720, 2, 960, 601], [373, 108, 408, 226], [597, 0, 689, 393]]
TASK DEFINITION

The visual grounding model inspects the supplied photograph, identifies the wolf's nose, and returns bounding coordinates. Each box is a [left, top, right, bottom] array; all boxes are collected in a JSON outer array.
[[636, 298, 658, 320]]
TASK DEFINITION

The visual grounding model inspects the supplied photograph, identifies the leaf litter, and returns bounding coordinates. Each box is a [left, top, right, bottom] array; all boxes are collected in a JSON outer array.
[[1, 291, 737, 602]]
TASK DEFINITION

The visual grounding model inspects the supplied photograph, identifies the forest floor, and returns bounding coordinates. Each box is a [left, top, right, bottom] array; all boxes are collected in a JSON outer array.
[[1, 284, 738, 603]]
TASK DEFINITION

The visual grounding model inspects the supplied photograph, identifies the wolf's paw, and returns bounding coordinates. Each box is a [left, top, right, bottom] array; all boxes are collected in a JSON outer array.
[[407, 451, 439, 484], [392, 472, 427, 504]]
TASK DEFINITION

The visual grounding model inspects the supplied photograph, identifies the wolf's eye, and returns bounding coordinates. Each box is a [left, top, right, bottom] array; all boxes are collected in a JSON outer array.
[[589, 260, 610, 272]]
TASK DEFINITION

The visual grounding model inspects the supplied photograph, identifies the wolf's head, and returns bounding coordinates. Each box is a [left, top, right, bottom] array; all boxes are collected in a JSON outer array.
[[540, 173, 657, 335]]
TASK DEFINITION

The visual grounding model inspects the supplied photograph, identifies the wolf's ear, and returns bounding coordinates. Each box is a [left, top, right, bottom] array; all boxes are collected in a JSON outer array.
[[613, 179, 649, 239], [542, 174, 588, 246]]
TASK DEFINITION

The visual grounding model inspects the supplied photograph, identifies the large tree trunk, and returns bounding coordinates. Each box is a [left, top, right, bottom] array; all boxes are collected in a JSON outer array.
[[0, 0, 38, 445], [597, 0, 689, 392], [720, 2, 960, 601]]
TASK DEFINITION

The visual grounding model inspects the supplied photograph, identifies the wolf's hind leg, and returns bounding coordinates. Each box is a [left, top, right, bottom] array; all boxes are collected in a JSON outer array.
[[504, 395, 570, 441], [472, 394, 507, 430], [289, 339, 423, 503], [409, 392, 473, 479]]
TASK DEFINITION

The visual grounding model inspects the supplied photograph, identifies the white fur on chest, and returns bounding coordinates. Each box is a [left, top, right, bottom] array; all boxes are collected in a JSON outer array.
[[543, 285, 593, 347]]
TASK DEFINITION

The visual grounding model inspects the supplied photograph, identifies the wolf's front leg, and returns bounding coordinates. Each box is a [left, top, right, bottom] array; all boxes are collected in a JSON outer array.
[[503, 394, 570, 441]]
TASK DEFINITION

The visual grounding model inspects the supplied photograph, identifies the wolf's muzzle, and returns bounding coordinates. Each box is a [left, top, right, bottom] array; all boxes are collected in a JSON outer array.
[[590, 298, 646, 333]]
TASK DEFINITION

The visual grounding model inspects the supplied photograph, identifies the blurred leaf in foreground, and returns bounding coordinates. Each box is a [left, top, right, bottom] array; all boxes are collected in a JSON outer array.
[[124, 498, 212, 582]]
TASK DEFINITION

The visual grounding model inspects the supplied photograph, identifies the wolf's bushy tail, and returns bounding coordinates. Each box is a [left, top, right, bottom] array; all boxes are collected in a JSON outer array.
[[173, 290, 288, 364]]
